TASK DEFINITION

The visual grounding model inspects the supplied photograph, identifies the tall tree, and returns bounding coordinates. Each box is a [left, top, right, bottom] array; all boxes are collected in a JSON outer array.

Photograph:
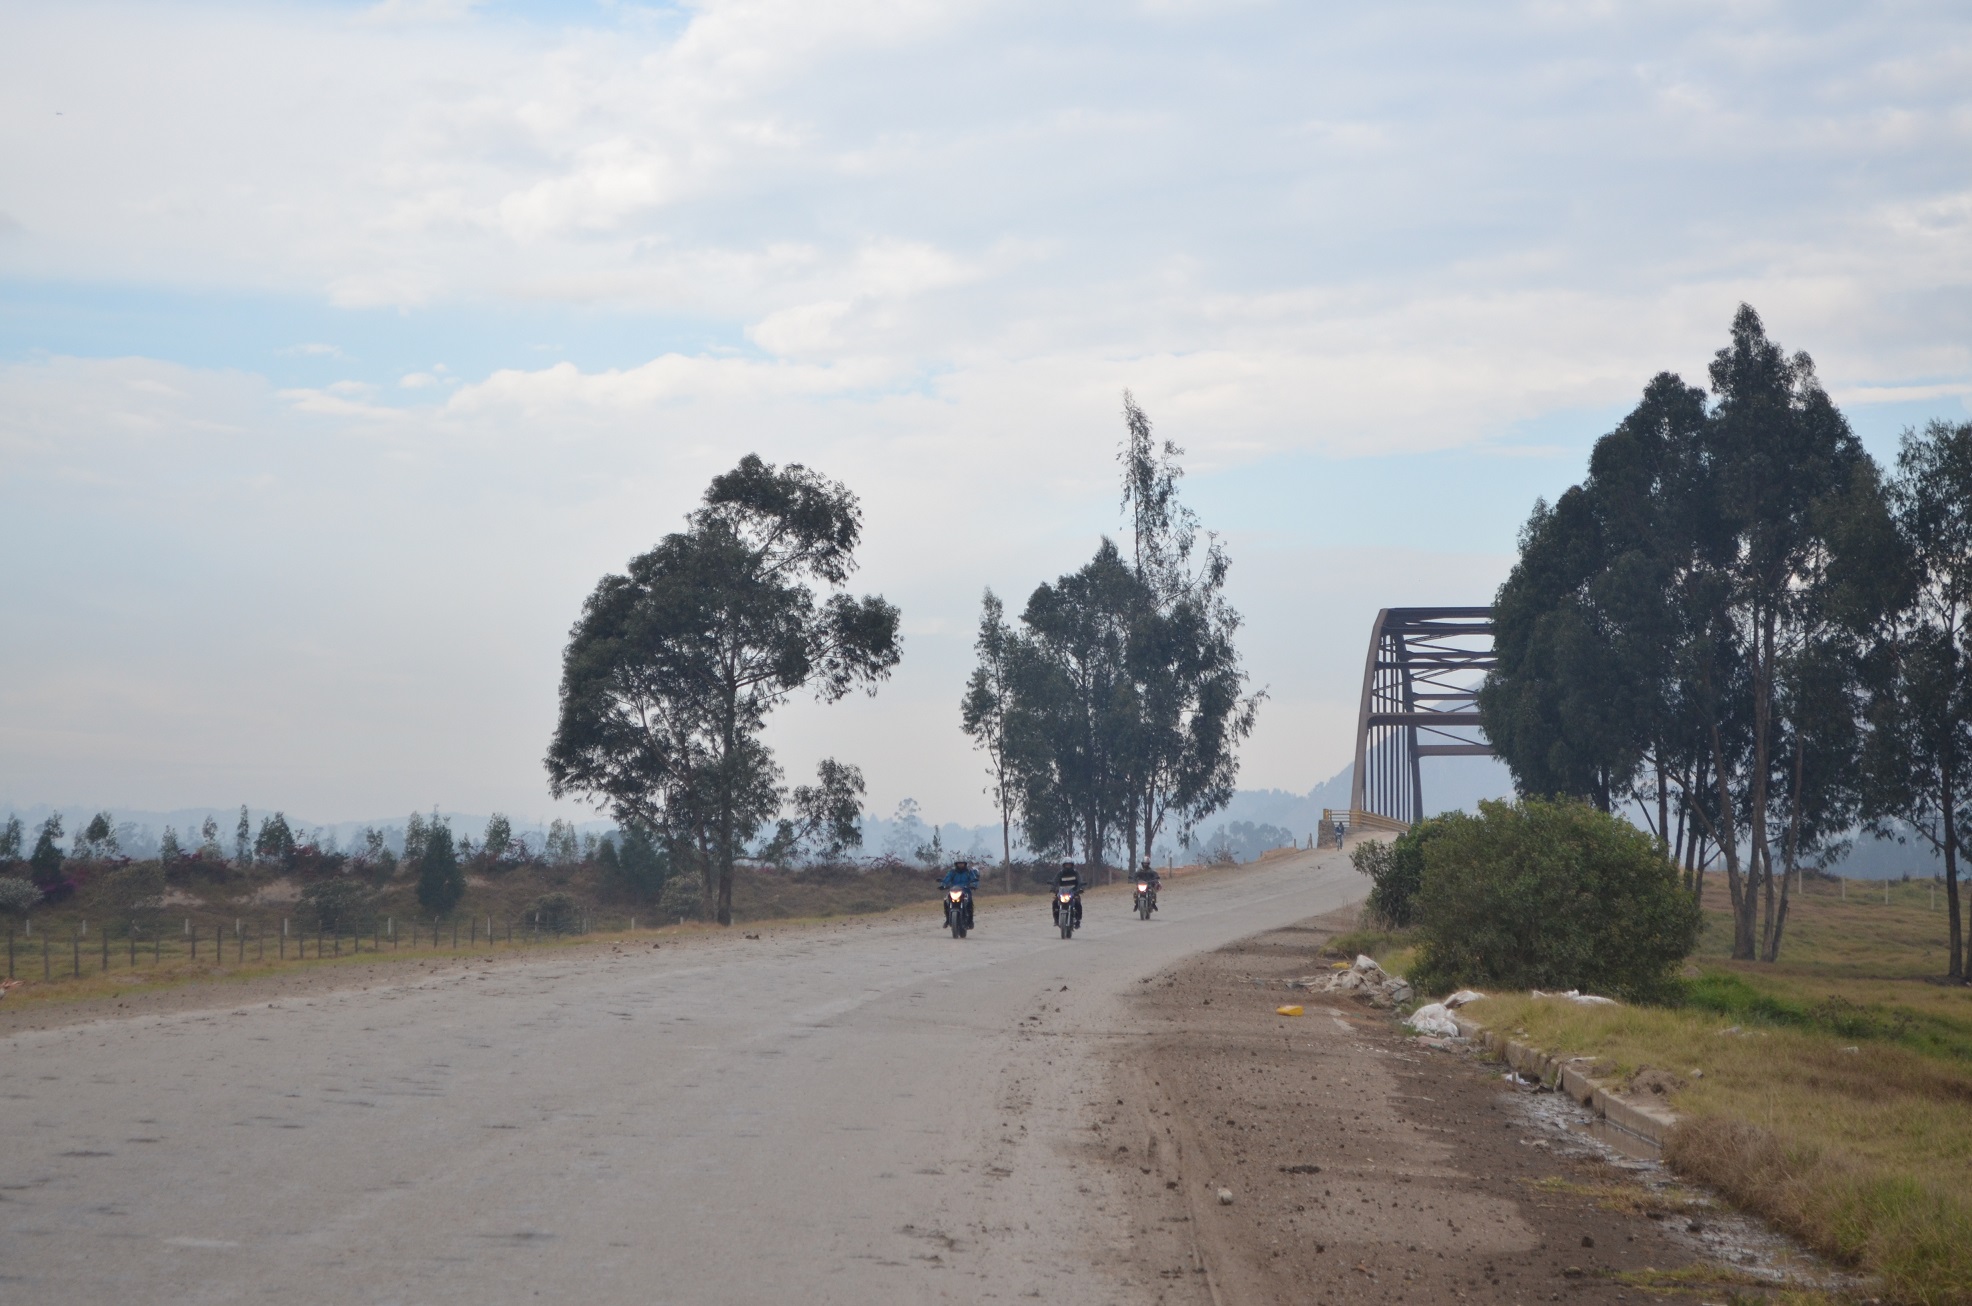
[[482, 813, 513, 864], [960, 589, 1020, 889], [547, 455, 901, 925], [1863, 419, 1972, 981], [255, 812, 297, 868], [760, 759, 867, 863], [29, 815, 65, 889], [0, 814, 23, 866], [1482, 308, 1890, 962], [234, 806, 251, 868], [1008, 539, 1142, 880], [1115, 393, 1260, 864], [415, 816, 465, 917]]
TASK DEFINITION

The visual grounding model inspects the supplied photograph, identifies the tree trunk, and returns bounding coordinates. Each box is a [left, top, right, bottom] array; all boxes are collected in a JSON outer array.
[[1001, 808, 1011, 896], [1765, 742, 1806, 963], [1946, 757, 1964, 982], [1738, 602, 1777, 962]]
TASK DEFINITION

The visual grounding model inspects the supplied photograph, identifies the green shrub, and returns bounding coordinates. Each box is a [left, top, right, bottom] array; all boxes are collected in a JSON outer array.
[[0, 875, 41, 918], [299, 878, 375, 933], [658, 873, 702, 920], [1409, 798, 1699, 1003], [102, 864, 167, 932], [415, 820, 465, 916], [1351, 815, 1455, 928], [531, 891, 581, 934]]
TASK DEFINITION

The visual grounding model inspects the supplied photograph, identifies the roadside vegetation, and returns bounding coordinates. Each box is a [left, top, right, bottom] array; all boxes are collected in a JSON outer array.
[[1463, 875, 1972, 1305], [1479, 304, 1972, 982]]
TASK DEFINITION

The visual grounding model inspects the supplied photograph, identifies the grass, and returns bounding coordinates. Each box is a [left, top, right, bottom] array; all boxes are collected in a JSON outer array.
[[1463, 871, 1972, 1305]]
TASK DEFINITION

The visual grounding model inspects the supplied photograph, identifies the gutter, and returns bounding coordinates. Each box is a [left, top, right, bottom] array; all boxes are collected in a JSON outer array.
[[1450, 1012, 1680, 1150]]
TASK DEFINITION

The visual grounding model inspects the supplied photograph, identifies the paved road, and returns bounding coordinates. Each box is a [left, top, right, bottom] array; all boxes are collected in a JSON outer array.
[[2, 849, 1363, 1304]]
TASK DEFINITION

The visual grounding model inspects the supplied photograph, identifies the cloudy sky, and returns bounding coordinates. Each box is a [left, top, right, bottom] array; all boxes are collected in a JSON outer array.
[[2, 0, 1969, 828]]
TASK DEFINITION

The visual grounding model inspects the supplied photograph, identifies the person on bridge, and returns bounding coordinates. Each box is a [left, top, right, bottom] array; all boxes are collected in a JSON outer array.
[[1052, 862, 1083, 929]]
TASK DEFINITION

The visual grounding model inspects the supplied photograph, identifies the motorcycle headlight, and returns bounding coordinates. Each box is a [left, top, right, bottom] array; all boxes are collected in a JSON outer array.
[[948, 888, 964, 900], [1136, 883, 1149, 892], [1058, 890, 1072, 901]]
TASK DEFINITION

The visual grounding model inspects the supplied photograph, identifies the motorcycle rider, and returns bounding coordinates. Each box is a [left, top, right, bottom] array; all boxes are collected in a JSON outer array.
[[1135, 858, 1160, 913], [941, 858, 980, 930], [1051, 861, 1083, 930]]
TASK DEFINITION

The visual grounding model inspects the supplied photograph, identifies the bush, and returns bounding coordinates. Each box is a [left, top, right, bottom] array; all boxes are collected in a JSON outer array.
[[1409, 798, 1700, 1004], [1350, 815, 1455, 928], [298, 878, 375, 933], [0, 876, 42, 918], [658, 873, 702, 920], [101, 864, 166, 931], [416, 820, 465, 916], [531, 891, 581, 934], [604, 825, 671, 900]]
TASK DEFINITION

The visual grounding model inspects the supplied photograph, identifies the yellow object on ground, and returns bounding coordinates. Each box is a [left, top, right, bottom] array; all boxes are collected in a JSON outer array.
[[1275, 1005, 1304, 1017]]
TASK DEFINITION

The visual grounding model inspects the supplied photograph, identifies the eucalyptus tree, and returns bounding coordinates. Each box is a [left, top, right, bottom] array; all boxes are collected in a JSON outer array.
[[1483, 307, 1892, 961], [989, 396, 1258, 878], [759, 759, 868, 864], [1862, 419, 1972, 981], [1115, 393, 1260, 866], [960, 589, 1020, 888], [547, 455, 901, 925], [1006, 539, 1142, 879]]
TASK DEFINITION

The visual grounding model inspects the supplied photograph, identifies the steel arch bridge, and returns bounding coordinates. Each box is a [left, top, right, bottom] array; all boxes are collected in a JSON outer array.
[[1346, 607, 1497, 831]]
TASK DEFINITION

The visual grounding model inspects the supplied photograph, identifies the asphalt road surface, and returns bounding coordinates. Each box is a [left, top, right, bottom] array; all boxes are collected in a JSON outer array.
[[2, 848, 1363, 1304]]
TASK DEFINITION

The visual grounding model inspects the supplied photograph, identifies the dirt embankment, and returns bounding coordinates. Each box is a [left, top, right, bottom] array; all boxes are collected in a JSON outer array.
[[1095, 911, 1768, 1304]]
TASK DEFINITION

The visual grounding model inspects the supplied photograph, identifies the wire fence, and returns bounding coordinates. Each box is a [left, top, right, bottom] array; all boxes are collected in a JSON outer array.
[[4, 909, 647, 984]]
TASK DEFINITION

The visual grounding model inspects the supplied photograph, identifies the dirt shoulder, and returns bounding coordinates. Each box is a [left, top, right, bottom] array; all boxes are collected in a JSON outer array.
[[1096, 909, 1820, 1304]]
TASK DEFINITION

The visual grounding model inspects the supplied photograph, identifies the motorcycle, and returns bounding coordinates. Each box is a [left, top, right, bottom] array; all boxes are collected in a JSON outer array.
[[1134, 879, 1157, 920], [944, 886, 973, 939], [1053, 886, 1079, 939]]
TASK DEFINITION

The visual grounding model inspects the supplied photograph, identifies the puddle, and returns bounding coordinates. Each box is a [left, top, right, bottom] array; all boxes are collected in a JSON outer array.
[[1496, 1068, 1862, 1296]]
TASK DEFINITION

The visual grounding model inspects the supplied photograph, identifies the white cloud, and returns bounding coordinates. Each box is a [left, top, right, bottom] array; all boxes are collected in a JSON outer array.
[[3, 1, 1972, 821]]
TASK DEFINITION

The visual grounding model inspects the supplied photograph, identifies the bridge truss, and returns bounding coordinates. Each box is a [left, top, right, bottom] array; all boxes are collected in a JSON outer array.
[[1347, 607, 1497, 829]]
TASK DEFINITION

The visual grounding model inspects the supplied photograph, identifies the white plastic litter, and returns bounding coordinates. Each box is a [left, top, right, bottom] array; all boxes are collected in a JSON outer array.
[[1295, 955, 1413, 1008], [1404, 1002, 1463, 1038]]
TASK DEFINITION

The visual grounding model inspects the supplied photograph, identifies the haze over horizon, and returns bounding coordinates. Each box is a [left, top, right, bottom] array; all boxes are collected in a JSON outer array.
[[4, 1, 1970, 826]]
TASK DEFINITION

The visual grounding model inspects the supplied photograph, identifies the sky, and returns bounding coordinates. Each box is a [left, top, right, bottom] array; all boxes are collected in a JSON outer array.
[[2, 0, 1970, 828]]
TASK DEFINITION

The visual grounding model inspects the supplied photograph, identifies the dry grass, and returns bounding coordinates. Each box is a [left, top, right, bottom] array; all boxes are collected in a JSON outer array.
[[1463, 872, 1972, 1305]]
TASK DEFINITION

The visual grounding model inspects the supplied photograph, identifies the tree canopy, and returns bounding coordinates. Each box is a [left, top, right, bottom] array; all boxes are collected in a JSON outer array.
[[1481, 305, 1901, 964], [974, 395, 1259, 875], [547, 455, 900, 924]]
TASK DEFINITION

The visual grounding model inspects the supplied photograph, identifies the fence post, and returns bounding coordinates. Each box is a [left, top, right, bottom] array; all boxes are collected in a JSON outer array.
[[73, 932, 80, 979]]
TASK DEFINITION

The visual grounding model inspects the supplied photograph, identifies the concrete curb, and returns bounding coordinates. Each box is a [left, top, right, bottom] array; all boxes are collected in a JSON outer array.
[[1450, 1012, 1680, 1150]]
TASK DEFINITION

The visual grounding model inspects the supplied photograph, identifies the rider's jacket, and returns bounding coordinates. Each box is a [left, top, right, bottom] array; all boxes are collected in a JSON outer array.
[[1138, 868, 1161, 886], [940, 866, 980, 891], [1053, 867, 1082, 894]]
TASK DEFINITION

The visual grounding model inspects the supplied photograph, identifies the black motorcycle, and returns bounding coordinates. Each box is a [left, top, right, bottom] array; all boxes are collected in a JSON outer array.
[[1052, 885, 1080, 939], [944, 885, 973, 939], [1133, 878, 1158, 920]]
